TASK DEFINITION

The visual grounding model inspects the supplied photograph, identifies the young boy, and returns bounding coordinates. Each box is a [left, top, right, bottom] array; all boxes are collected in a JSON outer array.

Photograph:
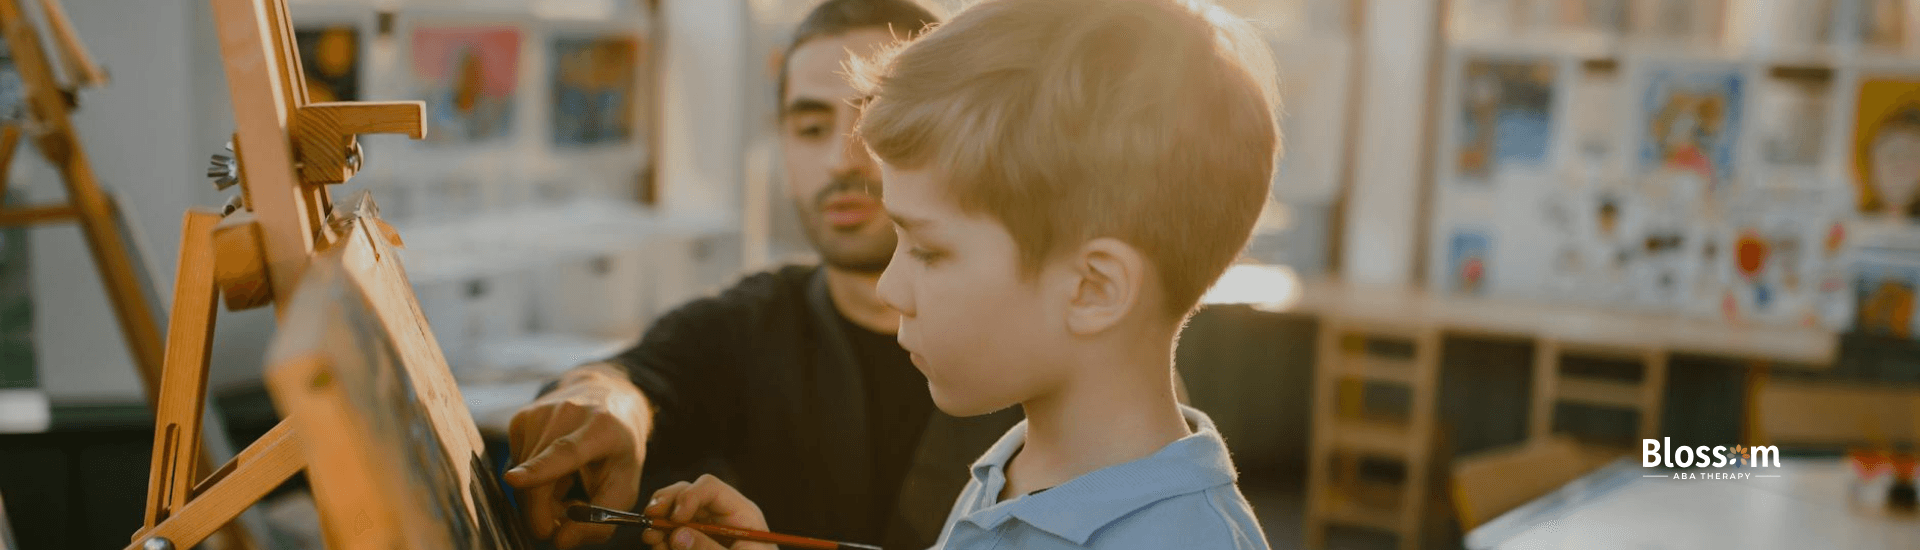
[[640, 0, 1279, 548]]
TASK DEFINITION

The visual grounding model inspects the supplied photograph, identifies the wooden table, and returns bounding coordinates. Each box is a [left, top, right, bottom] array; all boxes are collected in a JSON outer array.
[[1466, 458, 1920, 549]]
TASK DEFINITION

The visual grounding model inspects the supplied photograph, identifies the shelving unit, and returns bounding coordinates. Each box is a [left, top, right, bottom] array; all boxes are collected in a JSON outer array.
[[1295, 277, 1836, 549]]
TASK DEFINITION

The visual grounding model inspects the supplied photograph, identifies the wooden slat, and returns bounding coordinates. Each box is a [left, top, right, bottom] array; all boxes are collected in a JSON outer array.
[[1555, 377, 1643, 409], [34, 0, 106, 88], [1337, 353, 1417, 385], [1530, 339, 1559, 439], [1638, 351, 1668, 440], [141, 210, 223, 529], [210, 0, 318, 315], [125, 420, 302, 550], [1329, 417, 1414, 457], [1322, 478, 1406, 532], [1397, 326, 1442, 544], [0, 203, 76, 226], [0, 124, 20, 196], [1304, 317, 1344, 550], [1753, 382, 1920, 448]]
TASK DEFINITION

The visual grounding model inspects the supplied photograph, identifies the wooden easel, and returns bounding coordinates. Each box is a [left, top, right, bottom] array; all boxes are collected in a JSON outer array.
[[0, 0, 165, 402], [127, 0, 428, 548]]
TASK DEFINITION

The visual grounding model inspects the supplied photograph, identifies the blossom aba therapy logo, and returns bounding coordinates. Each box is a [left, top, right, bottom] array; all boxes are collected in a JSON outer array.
[[1642, 437, 1782, 480]]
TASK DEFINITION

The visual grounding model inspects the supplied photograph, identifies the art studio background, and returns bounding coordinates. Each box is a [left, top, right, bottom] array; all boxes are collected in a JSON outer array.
[[2, 0, 1920, 549]]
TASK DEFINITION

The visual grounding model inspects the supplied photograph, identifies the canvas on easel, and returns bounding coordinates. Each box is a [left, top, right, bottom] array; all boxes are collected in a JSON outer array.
[[265, 195, 528, 550]]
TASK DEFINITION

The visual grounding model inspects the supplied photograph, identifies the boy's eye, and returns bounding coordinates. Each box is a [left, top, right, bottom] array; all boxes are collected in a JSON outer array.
[[908, 246, 942, 264]]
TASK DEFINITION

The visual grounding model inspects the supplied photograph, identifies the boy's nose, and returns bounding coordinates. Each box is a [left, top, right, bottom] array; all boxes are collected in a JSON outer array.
[[875, 261, 913, 318]]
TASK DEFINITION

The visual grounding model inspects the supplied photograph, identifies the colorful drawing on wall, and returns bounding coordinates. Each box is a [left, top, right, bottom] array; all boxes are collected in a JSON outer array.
[[550, 33, 640, 147], [1637, 65, 1743, 194], [411, 25, 520, 144], [1756, 75, 1829, 167], [1851, 78, 1920, 219], [1448, 229, 1492, 295], [1854, 248, 1920, 339], [296, 25, 361, 103], [1456, 58, 1557, 182], [1860, 0, 1909, 51]]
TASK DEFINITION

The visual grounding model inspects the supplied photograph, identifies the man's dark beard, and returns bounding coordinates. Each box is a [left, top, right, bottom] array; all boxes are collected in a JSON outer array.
[[800, 174, 894, 274]]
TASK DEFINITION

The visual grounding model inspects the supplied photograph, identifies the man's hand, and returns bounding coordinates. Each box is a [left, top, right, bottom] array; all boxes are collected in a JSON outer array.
[[505, 363, 653, 549], [640, 475, 775, 550]]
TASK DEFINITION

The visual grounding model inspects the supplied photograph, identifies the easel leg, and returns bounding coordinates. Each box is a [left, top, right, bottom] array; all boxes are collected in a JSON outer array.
[[142, 210, 221, 528], [0, 124, 19, 205], [136, 209, 261, 550]]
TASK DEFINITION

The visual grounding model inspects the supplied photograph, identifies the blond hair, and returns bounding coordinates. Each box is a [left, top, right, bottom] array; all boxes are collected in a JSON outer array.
[[852, 0, 1281, 318]]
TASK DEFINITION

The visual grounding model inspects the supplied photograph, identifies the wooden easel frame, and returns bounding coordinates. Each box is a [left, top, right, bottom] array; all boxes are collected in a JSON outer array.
[[128, 0, 426, 548], [0, 0, 168, 402]]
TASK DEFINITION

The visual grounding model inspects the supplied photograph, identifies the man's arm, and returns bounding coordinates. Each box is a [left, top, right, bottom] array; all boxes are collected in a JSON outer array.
[[504, 274, 768, 549]]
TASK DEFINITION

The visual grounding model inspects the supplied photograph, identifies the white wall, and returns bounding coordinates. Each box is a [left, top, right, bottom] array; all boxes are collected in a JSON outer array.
[[656, 0, 747, 219], [27, 0, 212, 402], [1341, 0, 1439, 286]]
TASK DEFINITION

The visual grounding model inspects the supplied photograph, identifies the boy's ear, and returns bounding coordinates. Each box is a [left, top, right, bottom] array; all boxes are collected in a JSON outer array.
[[1065, 237, 1146, 336]]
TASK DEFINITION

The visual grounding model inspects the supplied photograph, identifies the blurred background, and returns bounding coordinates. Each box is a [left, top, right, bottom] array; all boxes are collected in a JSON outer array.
[[2, 0, 1919, 549]]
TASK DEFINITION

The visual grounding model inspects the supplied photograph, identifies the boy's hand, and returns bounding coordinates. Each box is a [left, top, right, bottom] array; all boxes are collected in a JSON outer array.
[[504, 363, 653, 549], [641, 475, 775, 550]]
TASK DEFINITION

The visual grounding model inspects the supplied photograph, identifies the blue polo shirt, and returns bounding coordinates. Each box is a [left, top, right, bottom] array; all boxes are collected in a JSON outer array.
[[929, 405, 1269, 549]]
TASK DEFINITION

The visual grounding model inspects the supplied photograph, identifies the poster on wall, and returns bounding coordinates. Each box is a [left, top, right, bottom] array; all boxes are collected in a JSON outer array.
[[1854, 246, 1920, 339], [296, 24, 363, 103], [1454, 57, 1558, 184], [550, 33, 641, 148], [1857, 0, 1911, 53], [411, 25, 521, 145], [1851, 77, 1920, 220], [1447, 229, 1494, 295], [1634, 63, 1744, 199], [1755, 70, 1830, 170]]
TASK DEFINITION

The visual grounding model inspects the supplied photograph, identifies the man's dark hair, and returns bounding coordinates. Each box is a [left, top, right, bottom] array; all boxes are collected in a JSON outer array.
[[779, 0, 939, 111]]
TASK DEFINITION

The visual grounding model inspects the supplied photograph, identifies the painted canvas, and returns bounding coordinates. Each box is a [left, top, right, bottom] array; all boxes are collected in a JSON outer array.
[[295, 24, 361, 102], [411, 25, 521, 144], [550, 33, 641, 147], [1851, 78, 1920, 220], [1455, 57, 1557, 182], [1636, 64, 1744, 195], [268, 212, 528, 550]]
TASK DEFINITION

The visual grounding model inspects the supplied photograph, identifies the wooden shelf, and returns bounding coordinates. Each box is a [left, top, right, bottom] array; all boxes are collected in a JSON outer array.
[[1555, 377, 1645, 409], [1329, 417, 1416, 458], [1335, 354, 1419, 385], [1320, 478, 1408, 533]]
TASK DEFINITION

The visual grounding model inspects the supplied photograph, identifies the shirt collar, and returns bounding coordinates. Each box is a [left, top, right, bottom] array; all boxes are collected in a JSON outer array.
[[961, 405, 1239, 545]]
